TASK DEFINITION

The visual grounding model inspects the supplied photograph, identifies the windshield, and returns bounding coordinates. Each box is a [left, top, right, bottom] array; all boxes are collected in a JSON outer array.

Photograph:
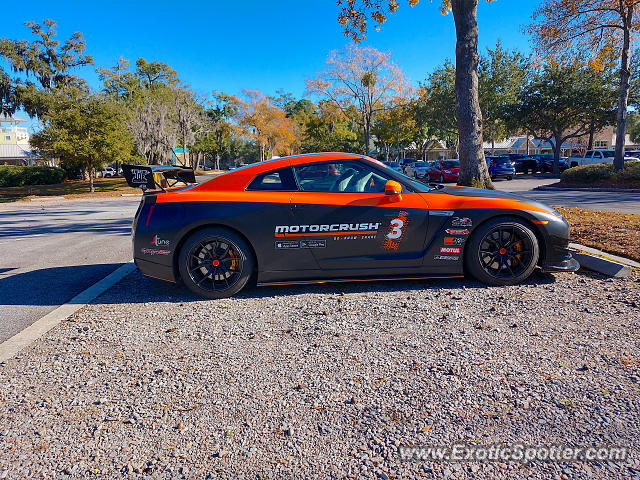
[[493, 158, 512, 164], [442, 160, 460, 168], [389, 162, 400, 167]]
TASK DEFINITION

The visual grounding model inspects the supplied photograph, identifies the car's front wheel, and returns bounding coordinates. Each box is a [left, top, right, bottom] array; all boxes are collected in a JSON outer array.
[[465, 217, 539, 286], [178, 227, 255, 299]]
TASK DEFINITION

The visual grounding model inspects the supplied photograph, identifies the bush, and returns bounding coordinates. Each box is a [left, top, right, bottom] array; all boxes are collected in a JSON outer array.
[[561, 161, 640, 184], [0, 165, 67, 187]]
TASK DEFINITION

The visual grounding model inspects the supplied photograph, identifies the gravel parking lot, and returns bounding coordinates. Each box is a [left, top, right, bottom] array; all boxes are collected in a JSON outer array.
[[1, 270, 639, 479]]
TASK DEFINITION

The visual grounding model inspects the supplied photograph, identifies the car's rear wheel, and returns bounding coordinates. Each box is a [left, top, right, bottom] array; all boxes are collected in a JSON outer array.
[[506, 175, 513, 181], [465, 217, 539, 286], [178, 227, 254, 299]]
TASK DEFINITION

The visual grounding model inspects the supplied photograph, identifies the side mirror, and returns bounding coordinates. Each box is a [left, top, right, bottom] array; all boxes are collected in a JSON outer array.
[[385, 180, 402, 195]]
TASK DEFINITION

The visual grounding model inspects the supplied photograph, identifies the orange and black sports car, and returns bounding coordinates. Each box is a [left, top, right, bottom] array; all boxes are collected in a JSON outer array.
[[123, 153, 579, 299]]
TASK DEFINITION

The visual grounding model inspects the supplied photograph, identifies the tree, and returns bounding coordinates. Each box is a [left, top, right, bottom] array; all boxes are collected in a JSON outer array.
[[372, 101, 417, 160], [507, 64, 616, 173], [0, 19, 94, 117], [237, 90, 296, 160], [337, 0, 493, 187], [30, 90, 133, 192], [528, 0, 640, 171], [415, 61, 459, 154], [193, 91, 241, 169], [172, 88, 205, 167], [306, 44, 409, 156], [301, 100, 361, 153], [478, 41, 529, 153]]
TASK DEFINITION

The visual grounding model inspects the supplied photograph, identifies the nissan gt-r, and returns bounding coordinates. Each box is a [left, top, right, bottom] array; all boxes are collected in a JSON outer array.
[[123, 153, 579, 299]]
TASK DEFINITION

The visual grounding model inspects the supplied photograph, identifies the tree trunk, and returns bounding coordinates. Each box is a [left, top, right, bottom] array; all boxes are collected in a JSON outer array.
[[587, 122, 595, 150], [364, 121, 371, 156], [491, 121, 495, 155], [614, 10, 633, 171], [89, 169, 95, 193], [451, 0, 492, 188], [553, 133, 562, 175]]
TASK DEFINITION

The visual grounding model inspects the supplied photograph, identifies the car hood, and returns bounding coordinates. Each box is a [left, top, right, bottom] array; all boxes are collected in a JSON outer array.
[[424, 185, 558, 216]]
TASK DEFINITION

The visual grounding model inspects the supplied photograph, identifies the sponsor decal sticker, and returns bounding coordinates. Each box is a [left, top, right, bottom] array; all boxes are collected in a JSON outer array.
[[434, 255, 459, 261], [275, 241, 300, 249], [430, 210, 455, 216], [440, 246, 461, 254], [151, 234, 171, 246], [383, 211, 409, 251], [131, 168, 149, 183], [445, 228, 470, 235], [300, 240, 326, 249], [141, 248, 170, 256], [444, 237, 464, 245], [451, 217, 473, 227], [275, 223, 380, 237]]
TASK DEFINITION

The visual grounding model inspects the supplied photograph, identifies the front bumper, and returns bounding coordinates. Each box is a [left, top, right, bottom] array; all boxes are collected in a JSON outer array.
[[542, 256, 580, 272]]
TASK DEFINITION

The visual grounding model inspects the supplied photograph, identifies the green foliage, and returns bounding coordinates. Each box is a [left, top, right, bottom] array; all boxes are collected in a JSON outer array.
[[506, 63, 617, 171], [561, 161, 640, 183], [0, 165, 66, 186], [478, 41, 529, 144], [30, 89, 134, 190], [415, 60, 457, 147]]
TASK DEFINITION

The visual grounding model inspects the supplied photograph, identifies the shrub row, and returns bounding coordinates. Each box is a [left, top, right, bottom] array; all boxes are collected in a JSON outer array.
[[561, 161, 640, 184], [0, 165, 67, 187]]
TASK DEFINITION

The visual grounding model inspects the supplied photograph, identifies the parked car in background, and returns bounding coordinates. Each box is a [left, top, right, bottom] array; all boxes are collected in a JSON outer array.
[[428, 159, 460, 183], [538, 156, 569, 173], [404, 161, 429, 179], [625, 150, 640, 159], [382, 161, 403, 173], [102, 166, 117, 178], [399, 158, 416, 173], [497, 153, 539, 174], [486, 156, 515, 180], [568, 149, 636, 167]]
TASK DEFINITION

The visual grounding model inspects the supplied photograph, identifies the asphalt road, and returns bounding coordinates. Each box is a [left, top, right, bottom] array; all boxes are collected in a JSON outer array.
[[0, 173, 638, 345], [0, 198, 139, 343]]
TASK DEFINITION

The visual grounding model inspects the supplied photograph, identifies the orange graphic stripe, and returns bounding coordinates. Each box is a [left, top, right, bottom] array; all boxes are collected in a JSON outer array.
[[275, 230, 378, 237]]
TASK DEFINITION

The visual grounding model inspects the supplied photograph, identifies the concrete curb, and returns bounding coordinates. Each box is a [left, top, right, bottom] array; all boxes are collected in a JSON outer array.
[[572, 253, 632, 278], [569, 243, 640, 269], [0, 262, 136, 364], [535, 185, 640, 193], [568, 243, 636, 278]]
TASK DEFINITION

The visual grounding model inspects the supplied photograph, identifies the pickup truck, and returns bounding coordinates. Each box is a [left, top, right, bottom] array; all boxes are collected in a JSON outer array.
[[568, 149, 635, 167]]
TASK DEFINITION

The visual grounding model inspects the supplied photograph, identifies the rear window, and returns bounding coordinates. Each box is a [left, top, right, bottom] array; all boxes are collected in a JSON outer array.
[[494, 158, 512, 164], [389, 162, 400, 167], [247, 167, 297, 191]]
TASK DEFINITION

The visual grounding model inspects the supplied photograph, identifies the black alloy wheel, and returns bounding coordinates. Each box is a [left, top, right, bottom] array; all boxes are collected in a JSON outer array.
[[179, 227, 254, 298], [466, 218, 540, 285]]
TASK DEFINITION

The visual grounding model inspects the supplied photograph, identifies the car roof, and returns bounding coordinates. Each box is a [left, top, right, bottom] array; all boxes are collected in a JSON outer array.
[[193, 152, 373, 192]]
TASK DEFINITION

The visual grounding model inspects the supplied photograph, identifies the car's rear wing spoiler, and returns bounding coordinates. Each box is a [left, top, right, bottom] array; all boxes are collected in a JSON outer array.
[[122, 164, 196, 191]]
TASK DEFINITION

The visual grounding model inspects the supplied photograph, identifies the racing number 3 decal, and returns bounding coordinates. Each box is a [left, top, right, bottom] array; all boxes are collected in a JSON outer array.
[[383, 211, 409, 250]]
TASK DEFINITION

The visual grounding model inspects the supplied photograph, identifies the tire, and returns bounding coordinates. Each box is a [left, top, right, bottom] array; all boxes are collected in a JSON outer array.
[[490, 175, 496, 180], [465, 217, 540, 286], [178, 227, 255, 299], [506, 175, 513, 181]]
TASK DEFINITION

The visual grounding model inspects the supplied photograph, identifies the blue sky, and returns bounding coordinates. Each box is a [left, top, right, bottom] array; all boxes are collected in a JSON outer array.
[[4, 0, 541, 131]]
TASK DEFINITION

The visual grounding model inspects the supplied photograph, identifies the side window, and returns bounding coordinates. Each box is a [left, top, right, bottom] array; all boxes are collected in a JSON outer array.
[[584, 151, 593, 158], [293, 161, 392, 193], [247, 167, 297, 191]]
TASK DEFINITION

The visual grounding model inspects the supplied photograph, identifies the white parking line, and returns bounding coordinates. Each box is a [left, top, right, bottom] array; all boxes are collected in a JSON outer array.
[[0, 262, 136, 364]]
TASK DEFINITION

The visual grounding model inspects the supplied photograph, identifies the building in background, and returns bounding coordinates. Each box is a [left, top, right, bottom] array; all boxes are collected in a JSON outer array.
[[0, 115, 56, 166]]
